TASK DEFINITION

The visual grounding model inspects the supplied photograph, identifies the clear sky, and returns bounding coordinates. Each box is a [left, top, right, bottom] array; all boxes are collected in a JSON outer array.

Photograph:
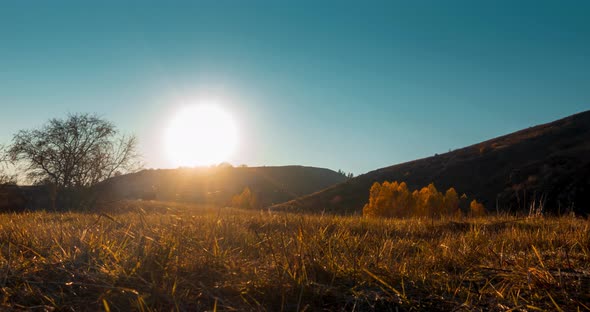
[[1, 1, 589, 175]]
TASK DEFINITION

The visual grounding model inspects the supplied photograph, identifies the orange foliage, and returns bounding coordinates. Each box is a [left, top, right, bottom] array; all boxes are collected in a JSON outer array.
[[363, 181, 484, 218], [443, 188, 460, 216], [363, 181, 413, 217], [469, 199, 486, 217], [231, 187, 259, 209]]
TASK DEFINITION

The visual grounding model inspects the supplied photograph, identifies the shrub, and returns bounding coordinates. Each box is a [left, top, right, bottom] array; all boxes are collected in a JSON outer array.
[[231, 187, 259, 209]]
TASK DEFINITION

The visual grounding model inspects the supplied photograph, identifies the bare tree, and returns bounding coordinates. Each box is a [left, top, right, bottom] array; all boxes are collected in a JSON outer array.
[[9, 113, 141, 207], [0, 144, 16, 185]]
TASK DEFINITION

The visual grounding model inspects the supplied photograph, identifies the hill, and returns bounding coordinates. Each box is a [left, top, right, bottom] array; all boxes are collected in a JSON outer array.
[[272, 110, 590, 215], [96, 165, 347, 207]]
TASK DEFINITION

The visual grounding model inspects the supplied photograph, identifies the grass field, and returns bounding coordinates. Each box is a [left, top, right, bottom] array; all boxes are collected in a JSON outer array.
[[0, 200, 588, 311]]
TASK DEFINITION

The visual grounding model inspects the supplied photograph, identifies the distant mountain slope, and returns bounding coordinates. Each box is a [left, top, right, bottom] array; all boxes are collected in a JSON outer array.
[[97, 165, 347, 207], [272, 110, 590, 215]]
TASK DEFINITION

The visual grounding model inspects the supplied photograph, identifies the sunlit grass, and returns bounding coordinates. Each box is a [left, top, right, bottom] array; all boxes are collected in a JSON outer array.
[[0, 201, 588, 311]]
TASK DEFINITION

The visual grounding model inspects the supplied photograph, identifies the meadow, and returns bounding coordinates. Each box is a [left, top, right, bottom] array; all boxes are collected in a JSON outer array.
[[0, 201, 588, 311]]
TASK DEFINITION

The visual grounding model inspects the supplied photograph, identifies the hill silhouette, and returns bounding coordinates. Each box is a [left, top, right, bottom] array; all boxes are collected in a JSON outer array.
[[271, 110, 590, 215], [96, 165, 348, 207]]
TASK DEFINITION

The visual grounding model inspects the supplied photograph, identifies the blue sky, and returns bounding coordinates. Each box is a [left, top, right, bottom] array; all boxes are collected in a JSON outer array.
[[1, 1, 589, 175]]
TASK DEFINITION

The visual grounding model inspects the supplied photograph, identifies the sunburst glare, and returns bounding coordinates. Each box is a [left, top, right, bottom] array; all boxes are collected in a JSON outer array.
[[164, 104, 238, 167]]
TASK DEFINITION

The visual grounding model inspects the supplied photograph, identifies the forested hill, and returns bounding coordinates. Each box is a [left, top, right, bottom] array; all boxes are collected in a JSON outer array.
[[96, 165, 348, 207], [271, 110, 590, 215]]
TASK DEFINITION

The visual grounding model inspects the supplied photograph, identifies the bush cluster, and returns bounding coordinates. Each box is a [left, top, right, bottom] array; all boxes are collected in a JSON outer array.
[[363, 181, 486, 218]]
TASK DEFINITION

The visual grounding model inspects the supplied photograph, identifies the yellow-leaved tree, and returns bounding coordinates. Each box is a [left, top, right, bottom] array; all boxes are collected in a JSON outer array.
[[363, 182, 383, 217], [363, 181, 416, 217], [443, 187, 460, 217]]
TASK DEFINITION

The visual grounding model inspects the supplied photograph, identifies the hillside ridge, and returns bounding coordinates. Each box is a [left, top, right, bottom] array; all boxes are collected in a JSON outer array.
[[272, 110, 590, 215], [96, 165, 348, 207]]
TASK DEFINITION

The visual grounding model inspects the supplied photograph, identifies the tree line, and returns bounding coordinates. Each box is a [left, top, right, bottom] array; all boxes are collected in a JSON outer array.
[[363, 181, 486, 218]]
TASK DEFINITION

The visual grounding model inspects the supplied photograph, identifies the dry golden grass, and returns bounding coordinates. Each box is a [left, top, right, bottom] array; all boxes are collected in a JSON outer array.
[[0, 200, 588, 311]]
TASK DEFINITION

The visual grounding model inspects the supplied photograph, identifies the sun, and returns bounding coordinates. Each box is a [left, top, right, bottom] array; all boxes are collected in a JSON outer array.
[[164, 105, 238, 167]]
